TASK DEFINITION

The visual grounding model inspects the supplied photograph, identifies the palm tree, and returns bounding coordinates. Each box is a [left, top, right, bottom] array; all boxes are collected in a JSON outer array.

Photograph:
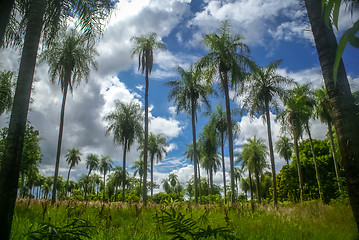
[[166, 65, 211, 203], [240, 177, 250, 200], [240, 136, 268, 204], [184, 142, 202, 203], [0, 1, 113, 235], [84, 153, 99, 200], [232, 166, 243, 199], [278, 91, 305, 201], [275, 136, 293, 165], [290, 84, 323, 200], [305, 0, 359, 230], [314, 86, 341, 190], [104, 100, 143, 202], [131, 32, 166, 205], [206, 104, 228, 201], [198, 122, 221, 194], [39, 29, 97, 204], [162, 173, 182, 194], [131, 158, 149, 196], [0, 1, 45, 235], [139, 133, 168, 198], [99, 155, 113, 201], [197, 21, 253, 203], [65, 147, 81, 194], [0, 71, 13, 116], [111, 165, 126, 201], [240, 60, 294, 205]]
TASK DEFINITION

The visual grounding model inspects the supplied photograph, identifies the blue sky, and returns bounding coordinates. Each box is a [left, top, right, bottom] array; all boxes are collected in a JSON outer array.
[[0, 0, 358, 193]]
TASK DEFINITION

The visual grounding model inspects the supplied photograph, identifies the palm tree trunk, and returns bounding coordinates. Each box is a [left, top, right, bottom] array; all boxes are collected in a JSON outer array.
[[143, 59, 149, 205], [248, 170, 254, 212], [122, 143, 127, 202], [52, 79, 70, 204], [197, 161, 202, 204], [265, 99, 277, 205], [103, 173, 106, 201], [304, 0, 359, 231], [66, 165, 73, 195], [327, 121, 341, 191], [305, 124, 323, 200], [0, 0, 15, 45], [0, 0, 45, 238], [222, 71, 235, 203], [255, 170, 261, 204], [293, 134, 303, 202], [221, 133, 227, 203], [210, 167, 214, 195], [150, 155, 154, 198], [191, 97, 199, 203], [20, 173, 25, 198], [84, 170, 91, 201]]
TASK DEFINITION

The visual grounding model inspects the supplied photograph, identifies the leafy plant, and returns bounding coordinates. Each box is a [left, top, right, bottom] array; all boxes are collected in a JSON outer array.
[[157, 209, 238, 240], [26, 218, 96, 240]]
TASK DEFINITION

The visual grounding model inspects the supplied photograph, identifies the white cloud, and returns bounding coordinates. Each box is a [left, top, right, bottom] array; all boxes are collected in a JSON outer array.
[[96, 0, 191, 76], [188, 0, 302, 46], [99, 75, 142, 119], [165, 143, 178, 153], [149, 115, 183, 139]]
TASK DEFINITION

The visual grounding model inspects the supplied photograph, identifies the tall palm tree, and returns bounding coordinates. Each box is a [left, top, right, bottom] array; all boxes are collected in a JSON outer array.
[[0, 71, 13, 116], [84, 153, 99, 200], [104, 100, 143, 202], [99, 155, 113, 201], [198, 122, 221, 194], [131, 32, 166, 205], [278, 91, 305, 201], [275, 136, 293, 165], [240, 60, 294, 205], [240, 136, 268, 204], [197, 21, 253, 203], [166, 65, 211, 203], [184, 142, 202, 203], [206, 104, 228, 201], [314, 86, 341, 190], [0, 1, 45, 235], [290, 84, 323, 200], [0, 0, 114, 233], [0, 1, 114, 235], [39, 29, 97, 204], [65, 147, 81, 194], [139, 133, 168, 198], [305, 0, 359, 231]]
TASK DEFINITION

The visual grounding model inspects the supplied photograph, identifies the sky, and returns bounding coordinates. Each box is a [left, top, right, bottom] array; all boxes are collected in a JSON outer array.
[[0, 0, 358, 194]]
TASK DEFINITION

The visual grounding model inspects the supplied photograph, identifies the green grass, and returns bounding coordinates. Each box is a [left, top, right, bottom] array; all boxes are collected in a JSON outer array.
[[11, 199, 358, 239]]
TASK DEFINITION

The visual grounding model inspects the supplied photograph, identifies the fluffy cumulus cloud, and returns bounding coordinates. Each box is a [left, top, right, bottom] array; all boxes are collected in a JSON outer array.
[[188, 0, 304, 46], [97, 0, 192, 76]]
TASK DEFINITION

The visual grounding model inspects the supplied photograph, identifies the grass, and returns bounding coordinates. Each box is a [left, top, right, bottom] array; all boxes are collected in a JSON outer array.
[[11, 199, 358, 239]]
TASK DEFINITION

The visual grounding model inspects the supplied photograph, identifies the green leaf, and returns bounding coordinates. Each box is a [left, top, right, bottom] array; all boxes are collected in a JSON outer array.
[[332, 0, 341, 29], [333, 20, 359, 84]]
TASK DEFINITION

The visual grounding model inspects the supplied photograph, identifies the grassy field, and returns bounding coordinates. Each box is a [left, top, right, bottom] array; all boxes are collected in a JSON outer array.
[[11, 199, 358, 239]]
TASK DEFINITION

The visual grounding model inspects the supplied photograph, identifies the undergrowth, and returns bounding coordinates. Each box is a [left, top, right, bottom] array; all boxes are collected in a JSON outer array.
[[10, 200, 358, 240]]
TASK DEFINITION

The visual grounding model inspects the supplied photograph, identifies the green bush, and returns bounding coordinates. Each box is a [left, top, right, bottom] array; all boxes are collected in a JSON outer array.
[[152, 192, 184, 204]]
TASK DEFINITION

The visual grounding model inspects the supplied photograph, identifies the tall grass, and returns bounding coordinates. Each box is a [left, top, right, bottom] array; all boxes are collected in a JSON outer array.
[[10, 199, 358, 239]]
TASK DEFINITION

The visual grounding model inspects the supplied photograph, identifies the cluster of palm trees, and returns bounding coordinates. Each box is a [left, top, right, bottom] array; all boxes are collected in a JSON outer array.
[[0, 0, 359, 237]]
